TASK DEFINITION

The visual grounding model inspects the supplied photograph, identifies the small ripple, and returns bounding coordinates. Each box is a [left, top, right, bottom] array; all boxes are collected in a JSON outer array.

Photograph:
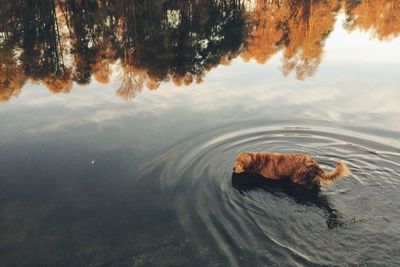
[[137, 119, 400, 265]]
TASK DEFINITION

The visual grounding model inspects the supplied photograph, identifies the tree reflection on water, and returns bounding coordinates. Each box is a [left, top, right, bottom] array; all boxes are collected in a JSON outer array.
[[0, 0, 399, 101]]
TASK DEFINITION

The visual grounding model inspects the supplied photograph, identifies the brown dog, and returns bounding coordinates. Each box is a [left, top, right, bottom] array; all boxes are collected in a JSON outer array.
[[233, 152, 349, 188]]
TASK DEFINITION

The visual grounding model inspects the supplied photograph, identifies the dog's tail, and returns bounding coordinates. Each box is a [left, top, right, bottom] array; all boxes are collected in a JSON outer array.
[[317, 160, 349, 183]]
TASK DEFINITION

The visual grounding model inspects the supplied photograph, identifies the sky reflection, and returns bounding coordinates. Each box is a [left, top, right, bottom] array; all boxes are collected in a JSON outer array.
[[1, 2, 400, 266]]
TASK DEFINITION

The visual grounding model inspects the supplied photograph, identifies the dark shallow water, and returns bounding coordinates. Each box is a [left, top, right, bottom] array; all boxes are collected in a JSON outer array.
[[138, 119, 400, 266], [1, 1, 400, 266]]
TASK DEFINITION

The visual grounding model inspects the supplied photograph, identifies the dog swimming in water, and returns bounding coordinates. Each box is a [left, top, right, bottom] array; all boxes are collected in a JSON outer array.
[[233, 151, 349, 189]]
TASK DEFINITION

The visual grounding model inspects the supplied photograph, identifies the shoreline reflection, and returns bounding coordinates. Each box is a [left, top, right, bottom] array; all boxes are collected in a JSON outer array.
[[0, 0, 399, 102]]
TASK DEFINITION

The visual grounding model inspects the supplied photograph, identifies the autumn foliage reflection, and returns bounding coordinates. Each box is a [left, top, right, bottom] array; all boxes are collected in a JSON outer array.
[[0, 0, 399, 101], [344, 0, 400, 40], [242, 0, 341, 80]]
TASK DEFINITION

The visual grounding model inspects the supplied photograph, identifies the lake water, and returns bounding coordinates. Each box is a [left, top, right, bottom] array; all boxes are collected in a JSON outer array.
[[1, 1, 400, 266]]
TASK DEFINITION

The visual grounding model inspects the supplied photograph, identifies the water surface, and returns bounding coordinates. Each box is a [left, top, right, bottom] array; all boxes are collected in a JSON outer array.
[[1, 1, 400, 266]]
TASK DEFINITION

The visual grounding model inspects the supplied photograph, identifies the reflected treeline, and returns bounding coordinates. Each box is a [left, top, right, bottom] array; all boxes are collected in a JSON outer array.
[[242, 0, 400, 80], [1, 0, 399, 101], [1, 0, 246, 101], [344, 0, 400, 40], [242, 0, 341, 80]]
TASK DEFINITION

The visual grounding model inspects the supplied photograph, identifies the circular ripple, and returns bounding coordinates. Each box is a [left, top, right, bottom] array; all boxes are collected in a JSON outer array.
[[138, 119, 400, 266]]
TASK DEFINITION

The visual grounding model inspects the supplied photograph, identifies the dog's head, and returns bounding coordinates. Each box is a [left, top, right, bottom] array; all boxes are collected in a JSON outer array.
[[233, 152, 254, 173]]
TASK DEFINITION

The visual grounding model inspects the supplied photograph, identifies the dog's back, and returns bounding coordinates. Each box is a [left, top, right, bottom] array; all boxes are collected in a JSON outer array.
[[235, 152, 349, 188]]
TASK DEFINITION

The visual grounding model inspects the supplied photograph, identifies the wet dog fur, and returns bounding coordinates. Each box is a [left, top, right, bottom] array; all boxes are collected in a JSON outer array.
[[233, 152, 349, 189]]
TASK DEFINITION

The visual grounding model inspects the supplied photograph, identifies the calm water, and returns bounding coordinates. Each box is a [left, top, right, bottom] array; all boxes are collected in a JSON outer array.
[[1, 1, 400, 266]]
